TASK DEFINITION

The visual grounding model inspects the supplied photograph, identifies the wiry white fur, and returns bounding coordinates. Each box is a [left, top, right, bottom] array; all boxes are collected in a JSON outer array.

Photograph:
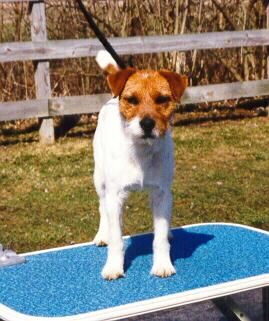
[[93, 98, 176, 280], [95, 50, 118, 71]]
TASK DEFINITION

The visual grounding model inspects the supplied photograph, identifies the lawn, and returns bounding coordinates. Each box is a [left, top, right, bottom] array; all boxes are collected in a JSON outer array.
[[0, 117, 268, 253]]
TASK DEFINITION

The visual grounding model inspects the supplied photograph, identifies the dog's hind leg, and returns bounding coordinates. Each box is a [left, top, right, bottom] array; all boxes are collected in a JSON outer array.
[[93, 194, 109, 246], [93, 165, 109, 246]]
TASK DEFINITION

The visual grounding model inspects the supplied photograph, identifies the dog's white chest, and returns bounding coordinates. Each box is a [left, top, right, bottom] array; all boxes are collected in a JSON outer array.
[[120, 151, 160, 191], [93, 99, 173, 193]]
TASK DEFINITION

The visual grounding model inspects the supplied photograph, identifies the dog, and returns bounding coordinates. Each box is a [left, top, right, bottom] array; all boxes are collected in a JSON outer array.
[[93, 50, 187, 280]]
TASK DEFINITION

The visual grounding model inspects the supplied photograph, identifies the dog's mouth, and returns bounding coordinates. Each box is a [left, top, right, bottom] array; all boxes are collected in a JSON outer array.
[[141, 133, 155, 139]]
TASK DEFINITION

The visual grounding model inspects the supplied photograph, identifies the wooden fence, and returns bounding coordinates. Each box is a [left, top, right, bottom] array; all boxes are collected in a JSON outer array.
[[1, 0, 269, 143]]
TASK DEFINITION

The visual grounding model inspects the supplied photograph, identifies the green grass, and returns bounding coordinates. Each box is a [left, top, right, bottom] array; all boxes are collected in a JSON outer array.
[[0, 117, 269, 252]]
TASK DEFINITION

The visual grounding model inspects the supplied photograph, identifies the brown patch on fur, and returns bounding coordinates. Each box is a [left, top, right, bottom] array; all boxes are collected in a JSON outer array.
[[116, 70, 187, 135], [159, 70, 188, 101], [104, 63, 119, 75], [107, 67, 136, 97]]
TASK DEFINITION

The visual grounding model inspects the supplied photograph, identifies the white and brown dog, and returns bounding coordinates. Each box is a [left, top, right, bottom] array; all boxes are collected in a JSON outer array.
[[93, 51, 187, 280]]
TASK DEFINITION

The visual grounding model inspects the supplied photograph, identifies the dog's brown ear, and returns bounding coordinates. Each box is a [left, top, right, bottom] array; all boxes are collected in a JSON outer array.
[[107, 67, 136, 97], [159, 70, 188, 101]]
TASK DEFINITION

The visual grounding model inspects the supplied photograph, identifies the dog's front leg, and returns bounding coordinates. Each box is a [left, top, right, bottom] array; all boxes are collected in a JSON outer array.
[[101, 191, 125, 280], [150, 188, 176, 278]]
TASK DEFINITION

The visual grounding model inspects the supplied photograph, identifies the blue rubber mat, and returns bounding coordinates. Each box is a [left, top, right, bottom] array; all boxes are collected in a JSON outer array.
[[0, 224, 268, 318]]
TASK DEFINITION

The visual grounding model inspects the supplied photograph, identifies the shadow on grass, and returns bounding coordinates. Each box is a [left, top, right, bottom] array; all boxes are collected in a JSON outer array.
[[63, 128, 96, 138], [0, 137, 37, 146], [0, 113, 266, 149], [0, 122, 39, 137], [124, 229, 214, 272], [173, 113, 259, 127], [1, 112, 265, 144]]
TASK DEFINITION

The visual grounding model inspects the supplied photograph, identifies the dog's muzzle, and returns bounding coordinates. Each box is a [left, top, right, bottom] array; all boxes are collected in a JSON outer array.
[[139, 117, 156, 138]]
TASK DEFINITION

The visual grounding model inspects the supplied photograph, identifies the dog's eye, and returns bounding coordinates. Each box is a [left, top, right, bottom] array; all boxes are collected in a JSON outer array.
[[155, 95, 171, 104], [125, 96, 139, 105]]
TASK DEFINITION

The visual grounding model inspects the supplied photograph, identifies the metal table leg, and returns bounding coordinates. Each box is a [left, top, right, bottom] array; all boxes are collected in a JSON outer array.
[[212, 296, 252, 321], [263, 287, 269, 321]]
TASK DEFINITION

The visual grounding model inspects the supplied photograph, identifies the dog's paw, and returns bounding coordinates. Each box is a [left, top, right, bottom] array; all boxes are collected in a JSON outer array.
[[101, 263, 125, 280], [150, 261, 176, 278], [93, 232, 109, 247]]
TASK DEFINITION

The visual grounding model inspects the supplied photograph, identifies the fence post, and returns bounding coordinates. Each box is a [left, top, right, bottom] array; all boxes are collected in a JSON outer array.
[[29, 1, 54, 144]]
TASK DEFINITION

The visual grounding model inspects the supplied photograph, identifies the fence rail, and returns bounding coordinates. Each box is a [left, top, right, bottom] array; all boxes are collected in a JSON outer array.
[[1, 0, 269, 143], [1, 29, 269, 63], [1, 80, 269, 122]]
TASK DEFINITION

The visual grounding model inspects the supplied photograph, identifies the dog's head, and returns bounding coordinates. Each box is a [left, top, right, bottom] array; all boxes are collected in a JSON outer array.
[[96, 51, 188, 140]]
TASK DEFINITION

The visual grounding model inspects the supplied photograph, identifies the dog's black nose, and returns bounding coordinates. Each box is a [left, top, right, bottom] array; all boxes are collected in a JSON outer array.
[[140, 117, 156, 133]]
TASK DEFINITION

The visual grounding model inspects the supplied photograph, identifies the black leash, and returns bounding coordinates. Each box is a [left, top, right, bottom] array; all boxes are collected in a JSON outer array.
[[76, 0, 127, 69]]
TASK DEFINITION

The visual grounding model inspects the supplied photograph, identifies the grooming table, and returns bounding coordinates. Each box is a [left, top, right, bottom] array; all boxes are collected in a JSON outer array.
[[0, 223, 268, 321]]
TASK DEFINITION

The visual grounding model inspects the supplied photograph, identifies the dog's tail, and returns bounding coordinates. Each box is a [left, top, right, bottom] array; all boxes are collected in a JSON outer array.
[[96, 50, 120, 74]]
